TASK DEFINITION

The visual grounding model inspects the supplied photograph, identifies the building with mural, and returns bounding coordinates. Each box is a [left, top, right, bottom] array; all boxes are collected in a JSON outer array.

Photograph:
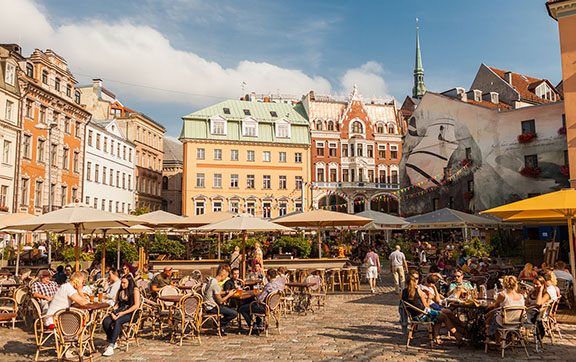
[[179, 99, 311, 217], [162, 137, 183, 215], [400, 66, 567, 215], [14, 47, 90, 214], [302, 87, 402, 214], [547, 0, 576, 186]]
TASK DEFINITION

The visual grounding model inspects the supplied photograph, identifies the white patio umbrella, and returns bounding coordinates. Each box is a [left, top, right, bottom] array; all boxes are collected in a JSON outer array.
[[4, 203, 142, 271], [136, 210, 183, 227], [196, 214, 294, 277], [0, 213, 37, 276]]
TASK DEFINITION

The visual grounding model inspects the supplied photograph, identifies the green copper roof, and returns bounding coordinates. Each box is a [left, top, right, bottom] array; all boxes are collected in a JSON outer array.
[[179, 100, 310, 145]]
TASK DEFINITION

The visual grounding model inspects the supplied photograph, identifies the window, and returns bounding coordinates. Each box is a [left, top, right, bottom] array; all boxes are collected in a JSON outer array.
[[296, 176, 303, 190], [351, 121, 363, 133], [71, 187, 77, 203], [214, 149, 222, 160], [279, 152, 286, 163], [328, 143, 337, 157], [37, 139, 45, 163], [50, 144, 57, 166], [196, 173, 205, 187], [242, 120, 257, 137], [136, 126, 141, 141], [110, 140, 115, 156], [63, 117, 70, 134], [122, 173, 126, 189], [74, 90, 81, 104], [327, 121, 334, 131], [66, 84, 72, 97], [223, 108, 230, 115], [123, 146, 126, 160], [35, 181, 43, 208], [213, 173, 222, 188], [75, 121, 81, 138], [329, 168, 337, 182], [243, 109, 251, 116], [22, 135, 31, 159], [356, 144, 363, 157], [390, 145, 398, 159], [213, 201, 222, 212], [342, 144, 348, 157], [388, 125, 395, 134], [21, 178, 29, 205], [231, 149, 239, 161], [59, 185, 67, 207], [525, 154, 538, 168], [4, 63, 15, 85], [279, 202, 287, 216], [279, 176, 287, 189], [62, 148, 69, 170], [247, 150, 255, 162], [263, 151, 271, 162], [263, 202, 272, 218], [25, 63, 33, 78], [521, 119, 536, 134], [378, 144, 386, 158], [102, 167, 107, 184], [128, 149, 132, 162], [391, 170, 399, 184], [261, 175, 271, 189], [196, 148, 205, 160], [316, 120, 323, 130], [25, 100, 32, 118], [5, 100, 13, 121], [230, 201, 239, 213], [316, 142, 324, 156], [211, 119, 226, 135], [128, 175, 131, 190], [536, 83, 556, 101], [116, 171, 120, 188], [366, 145, 374, 158], [40, 106, 46, 123], [377, 124, 384, 134], [295, 201, 302, 211], [247, 175, 255, 189], [465, 147, 472, 160], [246, 201, 256, 215], [316, 168, 325, 182], [86, 162, 92, 181], [230, 174, 239, 188], [96, 134, 101, 150], [42, 70, 48, 84], [117, 144, 121, 158], [87, 130, 93, 147], [55, 77, 60, 91], [276, 122, 290, 138], [295, 152, 302, 163], [0, 185, 7, 208], [432, 198, 439, 211], [343, 169, 349, 182], [2, 140, 10, 164]]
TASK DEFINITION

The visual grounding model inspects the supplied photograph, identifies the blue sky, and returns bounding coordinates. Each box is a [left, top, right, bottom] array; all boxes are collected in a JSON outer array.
[[0, 0, 562, 137]]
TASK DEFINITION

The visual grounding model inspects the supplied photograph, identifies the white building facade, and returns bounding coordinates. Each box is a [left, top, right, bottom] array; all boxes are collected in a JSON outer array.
[[83, 119, 135, 213]]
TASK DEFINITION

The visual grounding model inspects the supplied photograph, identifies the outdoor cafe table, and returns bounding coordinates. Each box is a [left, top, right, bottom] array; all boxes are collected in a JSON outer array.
[[243, 279, 263, 287], [286, 282, 315, 314], [159, 295, 186, 303], [0, 282, 21, 296], [0, 312, 17, 325]]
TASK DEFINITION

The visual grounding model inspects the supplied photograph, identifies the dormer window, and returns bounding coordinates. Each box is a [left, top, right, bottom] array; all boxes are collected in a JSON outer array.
[[535, 83, 556, 102], [388, 124, 395, 134], [243, 109, 251, 116], [377, 124, 384, 134], [270, 111, 278, 117], [242, 119, 258, 137], [210, 117, 227, 135], [275, 120, 291, 138], [4, 64, 15, 86], [223, 108, 230, 115], [327, 121, 334, 131], [351, 121, 363, 134], [316, 120, 323, 130], [25, 63, 33, 78]]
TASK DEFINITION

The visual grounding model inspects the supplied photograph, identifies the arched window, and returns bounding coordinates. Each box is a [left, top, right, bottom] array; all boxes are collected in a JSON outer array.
[[316, 120, 323, 131], [42, 70, 48, 84], [388, 125, 395, 134], [351, 121, 363, 134], [162, 176, 168, 190], [377, 124, 384, 134], [74, 90, 81, 104], [327, 121, 334, 131], [26, 63, 34, 78]]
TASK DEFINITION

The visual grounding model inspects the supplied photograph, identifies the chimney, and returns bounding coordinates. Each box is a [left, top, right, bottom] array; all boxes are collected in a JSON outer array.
[[92, 78, 102, 89], [504, 71, 513, 85], [250, 92, 256, 102]]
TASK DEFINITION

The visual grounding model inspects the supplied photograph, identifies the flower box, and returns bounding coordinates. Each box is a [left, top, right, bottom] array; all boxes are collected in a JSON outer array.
[[561, 165, 570, 177], [463, 191, 474, 201], [518, 133, 537, 144], [520, 166, 541, 177], [558, 127, 567, 136], [0, 205, 9, 212]]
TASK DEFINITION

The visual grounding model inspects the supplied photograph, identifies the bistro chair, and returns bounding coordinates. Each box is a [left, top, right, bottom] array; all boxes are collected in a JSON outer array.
[[53, 308, 93, 362], [200, 302, 222, 337], [280, 286, 295, 316], [326, 268, 343, 292], [116, 307, 143, 351], [248, 290, 283, 337], [174, 293, 202, 346], [549, 298, 562, 340], [136, 279, 152, 298], [556, 279, 572, 309], [13, 286, 31, 325], [141, 297, 161, 338], [306, 275, 326, 311], [400, 300, 435, 349], [30, 298, 55, 361], [498, 306, 529, 358], [0, 296, 18, 329]]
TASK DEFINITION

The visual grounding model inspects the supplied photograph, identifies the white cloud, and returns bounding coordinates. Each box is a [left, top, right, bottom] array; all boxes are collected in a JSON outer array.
[[0, 0, 392, 108]]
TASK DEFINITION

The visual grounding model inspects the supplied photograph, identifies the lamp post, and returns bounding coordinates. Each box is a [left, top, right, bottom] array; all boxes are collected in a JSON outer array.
[[34, 122, 58, 265]]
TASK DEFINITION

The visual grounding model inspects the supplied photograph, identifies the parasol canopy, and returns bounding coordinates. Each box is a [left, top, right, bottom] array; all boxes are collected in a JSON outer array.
[[158, 211, 236, 228]]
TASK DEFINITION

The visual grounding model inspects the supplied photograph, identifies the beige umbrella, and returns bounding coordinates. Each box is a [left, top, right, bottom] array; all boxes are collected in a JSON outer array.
[[4, 203, 142, 271], [0, 213, 37, 276], [197, 214, 294, 278], [136, 210, 183, 227], [274, 209, 373, 257]]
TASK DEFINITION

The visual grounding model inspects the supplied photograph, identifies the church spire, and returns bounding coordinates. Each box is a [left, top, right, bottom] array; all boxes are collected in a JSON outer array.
[[412, 19, 426, 100]]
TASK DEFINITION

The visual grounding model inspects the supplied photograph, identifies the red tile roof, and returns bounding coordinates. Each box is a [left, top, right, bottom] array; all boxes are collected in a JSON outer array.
[[488, 66, 559, 104], [465, 98, 513, 111]]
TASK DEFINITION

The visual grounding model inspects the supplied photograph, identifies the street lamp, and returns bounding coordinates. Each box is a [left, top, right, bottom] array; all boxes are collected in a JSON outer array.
[[34, 122, 58, 265]]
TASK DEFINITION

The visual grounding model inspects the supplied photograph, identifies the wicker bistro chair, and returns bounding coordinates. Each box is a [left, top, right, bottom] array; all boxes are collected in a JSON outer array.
[[14, 286, 31, 325], [115, 307, 143, 351], [523, 300, 555, 352], [400, 300, 435, 349], [200, 302, 222, 337], [53, 308, 94, 362], [549, 298, 563, 340], [141, 297, 161, 338], [556, 279, 572, 309], [155, 285, 181, 337], [248, 290, 283, 337], [306, 275, 326, 311], [136, 279, 152, 298], [0, 296, 18, 329], [30, 298, 56, 361], [497, 306, 529, 358], [173, 293, 202, 346]]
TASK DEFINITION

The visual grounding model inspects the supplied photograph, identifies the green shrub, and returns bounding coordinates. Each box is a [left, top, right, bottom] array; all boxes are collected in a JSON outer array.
[[463, 237, 493, 258], [149, 232, 185, 259], [94, 238, 138, 266], [273, 236, 311, 258], [62, 247, 94, 262], [390, 236, 413, 261]]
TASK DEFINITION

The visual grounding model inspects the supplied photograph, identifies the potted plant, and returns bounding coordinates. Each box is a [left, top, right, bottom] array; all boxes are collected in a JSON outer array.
[[0, 205, 9, 212], [518, 133, 537, 144], [520, 166, 542, 178]]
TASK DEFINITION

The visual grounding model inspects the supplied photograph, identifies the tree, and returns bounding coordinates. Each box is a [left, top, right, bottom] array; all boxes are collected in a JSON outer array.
[[149, 232, 185, 259], [94, 238, 138, 267], [131, 207, 151, 216]]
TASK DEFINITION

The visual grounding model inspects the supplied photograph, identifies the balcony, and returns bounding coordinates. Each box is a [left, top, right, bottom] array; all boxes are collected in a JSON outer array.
[[313, 182, 399, 190]]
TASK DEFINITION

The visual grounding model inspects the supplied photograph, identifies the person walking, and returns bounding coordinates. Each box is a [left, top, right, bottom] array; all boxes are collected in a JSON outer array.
[[389, 245, 408, 294], [364, 245, 380, 293]]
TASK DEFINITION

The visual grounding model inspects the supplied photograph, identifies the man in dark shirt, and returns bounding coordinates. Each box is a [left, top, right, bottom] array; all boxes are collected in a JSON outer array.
[[223, 268, 243, 292], [150, 266, 175, 296], [238, 269, 283, 332]]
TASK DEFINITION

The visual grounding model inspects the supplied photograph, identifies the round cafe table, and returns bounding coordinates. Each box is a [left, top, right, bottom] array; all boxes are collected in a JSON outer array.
[[243, 280, 262, 287], [286, 282, 315, 314], [159, 295, 186, 303], [74, 302, 110, 311]]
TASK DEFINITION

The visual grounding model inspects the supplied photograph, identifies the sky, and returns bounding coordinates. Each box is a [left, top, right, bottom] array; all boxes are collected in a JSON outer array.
[[0, 0, 562, 137]]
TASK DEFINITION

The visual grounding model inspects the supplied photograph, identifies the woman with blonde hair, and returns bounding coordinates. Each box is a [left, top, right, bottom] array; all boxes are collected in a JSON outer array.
[[518, 263, 537, 281], [486, 275, 525, 341]]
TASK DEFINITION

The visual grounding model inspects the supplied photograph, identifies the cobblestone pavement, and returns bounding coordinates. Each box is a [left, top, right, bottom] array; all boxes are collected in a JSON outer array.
[[2, 274, 576, 361]]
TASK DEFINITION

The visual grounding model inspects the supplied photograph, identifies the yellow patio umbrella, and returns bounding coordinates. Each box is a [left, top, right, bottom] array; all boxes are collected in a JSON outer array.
[[481, 189, 576, 297]]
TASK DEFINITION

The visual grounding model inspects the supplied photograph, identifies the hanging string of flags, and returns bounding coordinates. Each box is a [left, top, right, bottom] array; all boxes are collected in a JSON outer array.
[[309, 162, 471, 210]]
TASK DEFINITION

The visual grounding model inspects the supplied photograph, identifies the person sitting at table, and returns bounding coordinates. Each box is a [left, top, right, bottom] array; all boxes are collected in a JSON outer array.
[[218, 264, 232, 288], [37, 243, 48, 263], [139, 264, 154, 280], [121, 258, 136, 276], [223, 268, 243, 292], [45, 271, 89, 327], [121, 265, 134, 279], [150, 266, 176, 297], [537, 270, 559, 304], [253, 242, 264, 272], [202, 264, 238, 336], [276, 266, 288, 288], [487, 259, 501, 272], [53, 265, 67, 285], [485, 275, 525, 344], [518, 262, 537, 281], [102, 276, 141, 357], [448, 270, 473, 299], [247, 262, 264, 281], [553, 261, 574, 283], [238, 268, 283, 334], [402, 271, 464, 345], [31, 270, 59, 314], [420, 274, 445, 311], [103, 268, 122, 305], [441, 262, 454, 279]]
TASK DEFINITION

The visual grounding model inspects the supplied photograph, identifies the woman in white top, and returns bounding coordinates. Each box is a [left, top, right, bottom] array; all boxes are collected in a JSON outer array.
[[536, 271, 559, 305], [486, 275, 525, 340]]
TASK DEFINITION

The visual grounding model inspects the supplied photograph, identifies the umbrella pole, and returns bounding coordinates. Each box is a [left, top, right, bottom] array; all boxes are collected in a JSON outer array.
[[241, 231, 247, 279], [47, 232, 51, 266], [102, 231, 107, 279], [217, 233, 221, 260], [568, 217, 576, 300], [75, 225, 80, 271], [15, 234, 21, 277], [117, 237, 121, 270], [318, 226, 322, 258]]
